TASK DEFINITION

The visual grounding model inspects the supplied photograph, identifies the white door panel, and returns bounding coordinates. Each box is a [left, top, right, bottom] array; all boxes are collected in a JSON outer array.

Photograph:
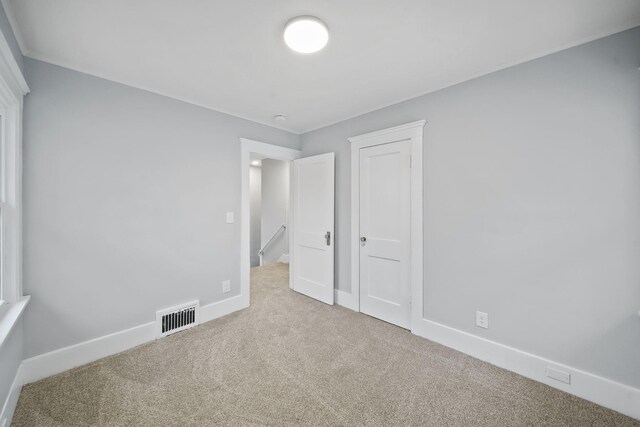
[[359, 140, 411, 328], [292, 153, 335, 305]]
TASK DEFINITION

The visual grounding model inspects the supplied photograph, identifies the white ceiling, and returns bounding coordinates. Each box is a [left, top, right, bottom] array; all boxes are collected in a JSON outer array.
[[7, 0, 640, 133]]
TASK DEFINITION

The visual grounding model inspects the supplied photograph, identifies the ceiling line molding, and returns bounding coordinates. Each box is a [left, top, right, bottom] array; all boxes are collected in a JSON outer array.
[[1, 0, 28, 56], [23, 50, 301, 135], [9, 3, 639, 135], [0, 1, 28, 94], [300, 20, 640, 135]]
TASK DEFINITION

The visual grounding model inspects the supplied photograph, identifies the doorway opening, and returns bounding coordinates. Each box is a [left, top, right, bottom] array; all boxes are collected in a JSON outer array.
[[240, 138, 336, 309], [250, 156, 290, 267], [248, 154, 292, 307], [239, 139, 301, 309]]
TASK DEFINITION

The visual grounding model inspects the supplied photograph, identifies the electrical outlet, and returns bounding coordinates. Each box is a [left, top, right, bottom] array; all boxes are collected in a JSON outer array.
[[222, 280, 231, 293], [226, 212, 234, 224], [547, 367, 571, 384], [476, 311, 488, 329]]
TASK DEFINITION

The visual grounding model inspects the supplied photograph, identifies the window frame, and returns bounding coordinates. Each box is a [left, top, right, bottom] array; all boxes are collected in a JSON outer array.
[[0, 24, 29, 321]]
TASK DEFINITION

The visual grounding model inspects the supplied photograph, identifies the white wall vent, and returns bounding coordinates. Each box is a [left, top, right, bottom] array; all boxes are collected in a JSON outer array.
[[156, 300, 200, 338]]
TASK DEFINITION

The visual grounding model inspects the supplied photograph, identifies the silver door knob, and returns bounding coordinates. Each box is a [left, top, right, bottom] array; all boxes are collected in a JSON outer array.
[[360, 237, 367, 242]]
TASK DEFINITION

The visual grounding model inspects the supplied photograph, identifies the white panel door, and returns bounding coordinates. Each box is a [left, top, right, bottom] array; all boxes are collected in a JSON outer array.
[[359, 140, 411, 328], [292, 153, 335, 305]]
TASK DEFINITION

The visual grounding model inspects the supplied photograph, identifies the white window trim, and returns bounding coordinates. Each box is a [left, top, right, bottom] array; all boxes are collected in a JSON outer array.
[[0, 21, 29, 328]]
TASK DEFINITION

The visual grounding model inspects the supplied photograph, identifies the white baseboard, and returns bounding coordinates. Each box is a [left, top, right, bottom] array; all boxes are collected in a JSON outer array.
[[21, 295, 247, 386], [334, 289, 358, 311], [21, 321, 157, 385], [413, 318, 640, 420], [277, 253, 290, 264], [200, 294, 247, 323], [13, 295, 638, 421], [0, 364, 23, 427]]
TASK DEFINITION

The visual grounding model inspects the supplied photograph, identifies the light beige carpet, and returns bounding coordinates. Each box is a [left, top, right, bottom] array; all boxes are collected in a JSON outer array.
[[13, 263, 639, 426]]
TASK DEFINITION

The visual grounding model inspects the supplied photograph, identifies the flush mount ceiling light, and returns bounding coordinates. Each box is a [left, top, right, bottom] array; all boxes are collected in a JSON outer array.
[[273, 114, 287, 122], [283, 16, 329, 54]]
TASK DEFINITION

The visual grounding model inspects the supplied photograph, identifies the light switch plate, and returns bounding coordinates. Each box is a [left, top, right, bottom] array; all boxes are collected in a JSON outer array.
[[226, 212, 234, 224]]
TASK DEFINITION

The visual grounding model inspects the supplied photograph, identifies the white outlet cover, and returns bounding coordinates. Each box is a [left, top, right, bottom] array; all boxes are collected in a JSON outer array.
[[226, 212, 234, 224], [547, 367, 571, 384], [476, 311, 489, 329], [222, 280, 231, 293]]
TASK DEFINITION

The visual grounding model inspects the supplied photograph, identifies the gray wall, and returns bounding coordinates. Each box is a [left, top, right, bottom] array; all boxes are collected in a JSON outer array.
[[301, 27, 640, 388], [260, 159, 289, 265], [22, 58, 299, 358], [249, 165, 261, 267]]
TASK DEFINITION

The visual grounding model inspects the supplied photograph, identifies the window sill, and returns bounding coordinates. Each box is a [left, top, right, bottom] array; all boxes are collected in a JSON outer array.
[[0, 295, 30, 352]]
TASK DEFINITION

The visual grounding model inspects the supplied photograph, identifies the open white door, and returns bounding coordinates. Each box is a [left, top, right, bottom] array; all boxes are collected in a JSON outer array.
[[291, 153, 335, 305]]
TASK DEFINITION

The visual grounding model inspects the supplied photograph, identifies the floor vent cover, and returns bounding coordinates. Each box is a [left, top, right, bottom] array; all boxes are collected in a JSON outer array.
[[156, 301, 199, 338]]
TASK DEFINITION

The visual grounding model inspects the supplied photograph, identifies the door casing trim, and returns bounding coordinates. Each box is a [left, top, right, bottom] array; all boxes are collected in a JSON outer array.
[[239, 138, 302, 307], [347, 120, 426, 332]]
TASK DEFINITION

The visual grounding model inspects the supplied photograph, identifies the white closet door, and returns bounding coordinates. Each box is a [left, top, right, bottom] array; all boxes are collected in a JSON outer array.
[[359, 140, 411, 328]]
